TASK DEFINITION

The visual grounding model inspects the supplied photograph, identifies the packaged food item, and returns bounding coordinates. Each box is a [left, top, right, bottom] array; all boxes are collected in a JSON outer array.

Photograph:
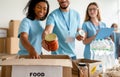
[[78, 63, 88, 77], [45, 33, 59, 51]]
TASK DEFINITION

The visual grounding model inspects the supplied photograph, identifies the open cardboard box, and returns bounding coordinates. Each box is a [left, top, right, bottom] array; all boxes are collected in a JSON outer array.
[[0, 55, 72, 77], [0, 53, 17, 77], [72, 59, 102, 77]]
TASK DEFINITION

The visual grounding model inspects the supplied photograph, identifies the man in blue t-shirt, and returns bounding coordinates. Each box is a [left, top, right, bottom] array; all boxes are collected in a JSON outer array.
[[42, 0, 84, 59]]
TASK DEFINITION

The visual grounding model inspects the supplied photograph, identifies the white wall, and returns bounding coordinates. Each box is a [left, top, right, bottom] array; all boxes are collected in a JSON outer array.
[[0, 0, 119, 58], [119, 0, 120, 27], [0, 0, 119, 28], [0, 0, 28, 28]]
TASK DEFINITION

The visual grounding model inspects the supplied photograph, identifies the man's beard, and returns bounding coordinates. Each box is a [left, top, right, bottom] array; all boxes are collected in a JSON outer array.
[[59, 2, 69, 9], [60, 5, 68, 9]]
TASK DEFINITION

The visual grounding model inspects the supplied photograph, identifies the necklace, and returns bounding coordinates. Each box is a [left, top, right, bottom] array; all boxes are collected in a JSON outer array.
[[59, 8, 71, 31]]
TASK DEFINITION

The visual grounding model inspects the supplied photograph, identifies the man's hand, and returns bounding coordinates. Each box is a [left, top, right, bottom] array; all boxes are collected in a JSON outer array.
[[42, 40, 50, 51]]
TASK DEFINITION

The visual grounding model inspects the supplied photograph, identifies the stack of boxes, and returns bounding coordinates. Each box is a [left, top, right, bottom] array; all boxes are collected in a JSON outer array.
[[0, 20, 20, 54], [0, 28, 8, 77], [0, 20, 20, 77], [6, 20, 20, 54], [0, 28, 8, 53]]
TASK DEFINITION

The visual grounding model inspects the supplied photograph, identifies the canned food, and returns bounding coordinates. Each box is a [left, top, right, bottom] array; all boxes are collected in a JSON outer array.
[[45, 33, 59, 51]]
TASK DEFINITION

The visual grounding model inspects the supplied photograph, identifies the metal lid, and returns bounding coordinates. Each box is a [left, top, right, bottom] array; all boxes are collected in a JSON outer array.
[[78, 63, 87, 67]]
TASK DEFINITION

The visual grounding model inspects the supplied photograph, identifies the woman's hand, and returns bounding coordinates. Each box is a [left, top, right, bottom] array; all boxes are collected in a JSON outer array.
[[20, 32, 40, 59], [29, 50, 41, 59]]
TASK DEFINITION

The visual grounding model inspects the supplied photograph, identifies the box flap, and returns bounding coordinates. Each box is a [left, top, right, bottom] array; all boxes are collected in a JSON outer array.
[[0, 54, 17, 60], [40, 55, 70, 59], [19, 55, 70, 59], [73, 58, 100, 64], [1, 59, 72, 67]]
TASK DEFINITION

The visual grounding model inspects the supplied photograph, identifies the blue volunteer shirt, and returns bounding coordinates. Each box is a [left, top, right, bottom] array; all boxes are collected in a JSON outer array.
[[18, 18, 44, 55], [46, 8, 80, 58], [82, 21, 106, 59]]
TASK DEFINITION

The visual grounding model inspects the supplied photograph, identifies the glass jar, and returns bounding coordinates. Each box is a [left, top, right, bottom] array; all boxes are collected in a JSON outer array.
[[78, 63, 88, 77]]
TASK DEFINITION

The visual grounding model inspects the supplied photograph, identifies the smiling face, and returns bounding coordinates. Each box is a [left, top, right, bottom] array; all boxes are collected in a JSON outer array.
[[84, 2, 101, 21], [34, 2, 47, 20], [88, 4, 98, 19], [57, 0, 70, 9]]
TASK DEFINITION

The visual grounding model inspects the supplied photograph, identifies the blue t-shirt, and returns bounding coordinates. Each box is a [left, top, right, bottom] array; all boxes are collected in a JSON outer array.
[[112, 32, 120, 58], [46, 8, 80, 58], [18, 18, 44, 55], [82, 21, 106, 59]]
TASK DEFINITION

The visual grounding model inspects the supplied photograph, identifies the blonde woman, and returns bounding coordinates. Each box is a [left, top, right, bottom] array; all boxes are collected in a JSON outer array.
[[82, 2, 107, 59]]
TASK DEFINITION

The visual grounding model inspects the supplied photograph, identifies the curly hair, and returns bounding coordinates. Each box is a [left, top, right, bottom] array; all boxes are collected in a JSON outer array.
[[24, 0, 49, 21]]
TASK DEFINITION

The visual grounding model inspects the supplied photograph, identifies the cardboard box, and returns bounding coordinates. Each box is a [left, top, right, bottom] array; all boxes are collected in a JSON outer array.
[[72, 59, 102, 77], [0, 53, 18, 70], [0, 53, 17, 60], [8, 20, 20, 37], [0, 54, 18, 77], [0, 38, 6, 53], [6, 37, 19, 54], [0, 68, 1, 77], [0, 55, 72, 77], [72, 61, 79, 77], [0, 28, 8, 38], [0, 53, 18, 77]]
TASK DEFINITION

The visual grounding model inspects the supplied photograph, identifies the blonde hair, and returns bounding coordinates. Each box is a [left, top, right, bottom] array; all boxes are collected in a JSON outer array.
[[84, 2, 101, 22]]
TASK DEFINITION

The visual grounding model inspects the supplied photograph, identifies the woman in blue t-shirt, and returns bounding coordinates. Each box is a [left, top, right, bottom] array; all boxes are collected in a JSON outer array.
[[82, 2, 106, 59], [18, 0, 49, 59]]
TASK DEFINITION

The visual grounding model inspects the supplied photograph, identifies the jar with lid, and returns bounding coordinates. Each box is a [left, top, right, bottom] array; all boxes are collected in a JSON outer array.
[[78, 63, 88, 77]]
